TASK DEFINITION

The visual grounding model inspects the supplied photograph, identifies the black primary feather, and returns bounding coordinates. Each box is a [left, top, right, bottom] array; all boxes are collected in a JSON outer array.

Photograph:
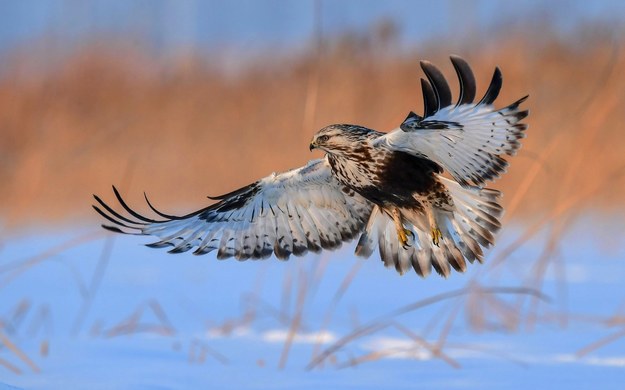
[[144, 192, 184, 220], [112, 185, 160, 223], [92, 204, 136, 230], [420, 78, 437, 118], [478, 67, 502, 105], [450, 55, 476, 105], [93, 194, 143, 226], [420, 60, 452, 111]]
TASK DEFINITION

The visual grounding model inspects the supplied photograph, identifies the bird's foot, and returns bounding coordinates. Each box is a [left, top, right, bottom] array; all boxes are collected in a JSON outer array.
[[391, 207, 414, 249], [431, 227, 442, 247], [398, 228, 415, 249]]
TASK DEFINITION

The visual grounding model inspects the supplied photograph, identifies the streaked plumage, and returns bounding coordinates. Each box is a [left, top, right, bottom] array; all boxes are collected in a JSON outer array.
[[94, 56, 528, 277]]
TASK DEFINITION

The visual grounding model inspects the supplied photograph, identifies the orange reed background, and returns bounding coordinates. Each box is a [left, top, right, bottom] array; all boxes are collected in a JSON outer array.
[[0, 24, 623, 229]]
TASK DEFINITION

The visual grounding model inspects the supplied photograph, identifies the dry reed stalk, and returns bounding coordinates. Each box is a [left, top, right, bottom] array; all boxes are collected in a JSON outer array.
[[104, 300, 176, 338], [445, 342, 529, 367], [3, 300, 30, 334], [335, 350, 397, 369], [530, 310, 625, 330], [481, 293, 521, 331], [309, 253, 331, 291], [0, 230, 103, 289], [71, 234, 115, 335], [551, 250, 569, 327], [73, 160, 136, 335], [104, 304, 143, 337], [576, 328, 625, 358], [519, 46, 623, 330], [393, 322, 460, 368], [60, 258, 89, 298], [573, 302, 625, 357], [349, 306, 360, 331], [278, 268, 308, 369], [464, 286, 487, 332], [147, 300, 176, 334], [308, 322, 390, 370], [522, 227, 562, 331], [239, 294, 301, 330], [310, 259, 364, 365], [0, 330, 39, 373], [308, 287, 545, 369], [433, 298, 463, 351], [27, 304, 52, 337], [555, 46, 621, 199], [280, 267, 294, 321], [521, 162, 625, 331], [502, 134, 561, 222], [188, 338, 229, 365], [39, 340, 49, 357], [0, 357, 21, 375], [244, 261, 270, 326], [487, 163, 625, 275], [607, 313, 625, 327]]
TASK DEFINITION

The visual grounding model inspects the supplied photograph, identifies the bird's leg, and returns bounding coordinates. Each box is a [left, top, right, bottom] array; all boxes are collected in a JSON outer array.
[[391, 207, 414, 249], [425, 208, 442, 247]]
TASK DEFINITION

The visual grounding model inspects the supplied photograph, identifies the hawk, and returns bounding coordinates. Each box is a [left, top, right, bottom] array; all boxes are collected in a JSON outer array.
[[94, 56, 528, 277]]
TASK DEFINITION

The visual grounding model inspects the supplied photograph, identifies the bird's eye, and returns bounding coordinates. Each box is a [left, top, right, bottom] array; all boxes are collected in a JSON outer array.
[[318, 135, 329, 142]]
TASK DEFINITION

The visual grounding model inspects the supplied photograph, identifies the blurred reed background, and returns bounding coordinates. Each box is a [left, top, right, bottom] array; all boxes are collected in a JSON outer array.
[[0, 0, 623, 230]]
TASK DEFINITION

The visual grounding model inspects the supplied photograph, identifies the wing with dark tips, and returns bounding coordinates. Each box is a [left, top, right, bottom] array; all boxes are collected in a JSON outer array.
[[384, 56, 528, 187], [93, 157, 373, 260]]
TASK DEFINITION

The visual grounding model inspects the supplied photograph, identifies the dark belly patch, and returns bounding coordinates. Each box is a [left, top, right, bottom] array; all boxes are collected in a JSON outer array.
[[363, 151, 443, 207]]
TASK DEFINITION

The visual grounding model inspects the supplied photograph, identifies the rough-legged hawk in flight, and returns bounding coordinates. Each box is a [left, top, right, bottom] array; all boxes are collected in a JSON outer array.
[[94, 56, 528, 277]]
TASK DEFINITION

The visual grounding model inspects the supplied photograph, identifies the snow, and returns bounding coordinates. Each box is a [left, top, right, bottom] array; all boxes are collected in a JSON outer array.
[[1, 215, 625, 389]]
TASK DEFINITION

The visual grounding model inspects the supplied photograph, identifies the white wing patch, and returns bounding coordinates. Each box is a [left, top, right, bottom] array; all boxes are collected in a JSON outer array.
[[94, 158, 372, 260], [374, 56, 528, 187]]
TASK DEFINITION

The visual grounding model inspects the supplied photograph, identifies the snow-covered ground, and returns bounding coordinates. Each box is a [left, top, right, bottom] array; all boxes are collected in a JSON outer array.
[[1, 214, 625, 389]]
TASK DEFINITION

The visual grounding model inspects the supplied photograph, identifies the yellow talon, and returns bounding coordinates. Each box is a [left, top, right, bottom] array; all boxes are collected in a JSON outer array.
[[391, 207, 413, 248], [431, 227, 442, 247], [398, 229, 408, 246], [398, 228, 414, 247]]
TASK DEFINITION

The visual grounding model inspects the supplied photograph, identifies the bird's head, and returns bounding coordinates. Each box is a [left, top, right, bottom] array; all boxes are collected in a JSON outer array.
[[310, 124, 372, 156]]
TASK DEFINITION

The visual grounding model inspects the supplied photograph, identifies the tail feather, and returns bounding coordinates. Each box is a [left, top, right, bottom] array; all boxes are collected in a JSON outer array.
[[412, 246, 432, 277], [445, 240, 467, 273], [355, 205, 381, 258], [354, 176, 502, 277], [450, 217, 484, 263], [431, 244, 452, 276]]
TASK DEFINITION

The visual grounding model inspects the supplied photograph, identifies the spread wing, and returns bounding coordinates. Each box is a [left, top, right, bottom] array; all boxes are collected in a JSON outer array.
[[93, 158, 373, 260], [374, 55, 529, 187]]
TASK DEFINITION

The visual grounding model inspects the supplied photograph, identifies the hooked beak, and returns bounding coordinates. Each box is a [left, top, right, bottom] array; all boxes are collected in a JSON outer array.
[[309, 141, 317, 152]]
